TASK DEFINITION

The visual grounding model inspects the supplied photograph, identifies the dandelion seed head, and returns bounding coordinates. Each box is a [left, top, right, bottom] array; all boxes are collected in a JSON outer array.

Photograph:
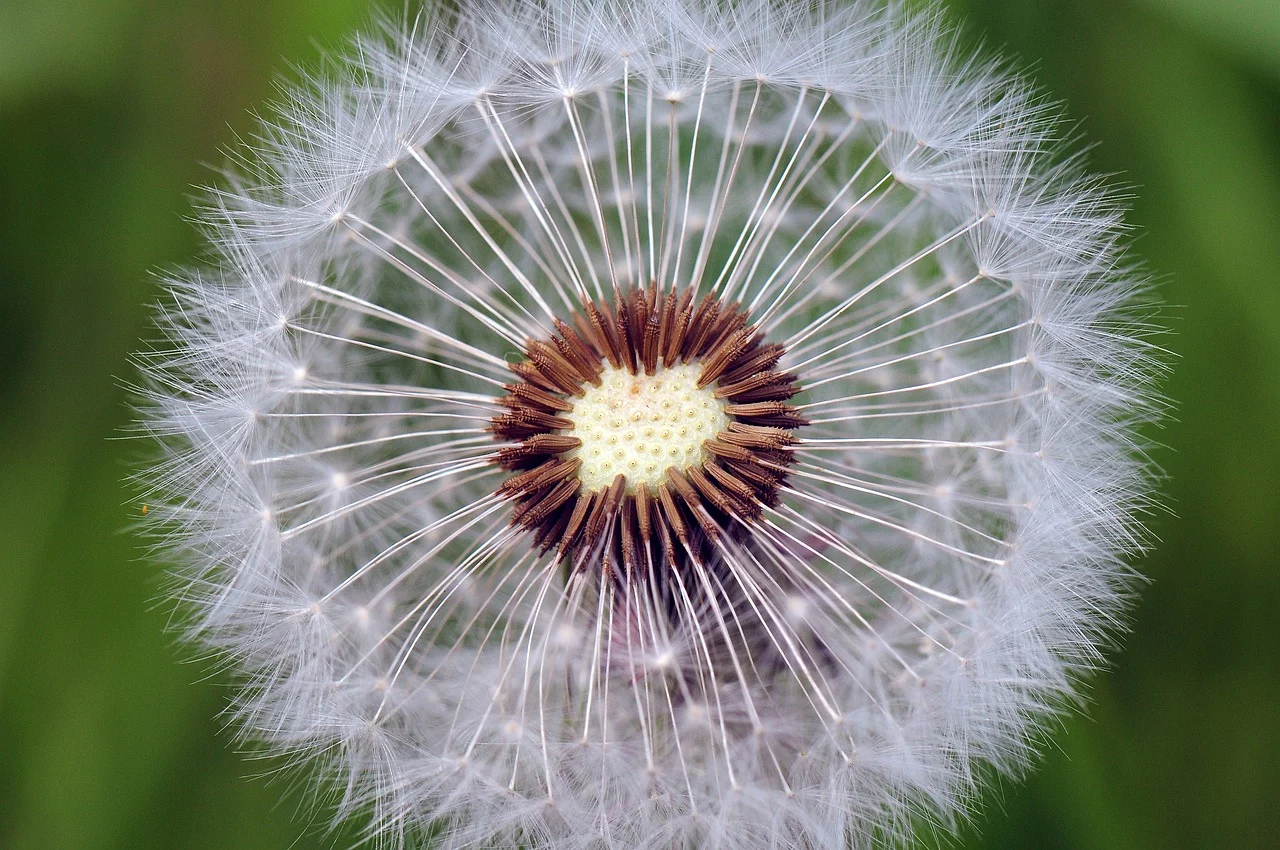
[[135, 0, 1163, 847]]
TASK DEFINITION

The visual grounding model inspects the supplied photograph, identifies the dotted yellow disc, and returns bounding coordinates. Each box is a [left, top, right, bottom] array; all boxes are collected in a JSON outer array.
[[565, 363, 728, 494]]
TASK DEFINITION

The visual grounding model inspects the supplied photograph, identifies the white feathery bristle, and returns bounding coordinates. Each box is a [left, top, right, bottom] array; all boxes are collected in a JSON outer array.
[[134, 1, 1163, 847]]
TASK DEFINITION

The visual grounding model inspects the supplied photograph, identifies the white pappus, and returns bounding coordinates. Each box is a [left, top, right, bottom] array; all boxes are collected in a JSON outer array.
[[134, 1, 1163, 848]]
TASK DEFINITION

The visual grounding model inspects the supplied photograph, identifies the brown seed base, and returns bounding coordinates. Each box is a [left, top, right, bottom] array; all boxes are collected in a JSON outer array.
[[490, 284, 806, 576]]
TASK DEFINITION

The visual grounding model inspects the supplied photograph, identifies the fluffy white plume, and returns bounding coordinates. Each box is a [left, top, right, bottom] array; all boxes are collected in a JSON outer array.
[[135, 1, 1162, 847]]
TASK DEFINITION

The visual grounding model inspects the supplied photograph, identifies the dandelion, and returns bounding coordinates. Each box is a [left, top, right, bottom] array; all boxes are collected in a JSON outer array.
[[136, 0, 1161, 847]]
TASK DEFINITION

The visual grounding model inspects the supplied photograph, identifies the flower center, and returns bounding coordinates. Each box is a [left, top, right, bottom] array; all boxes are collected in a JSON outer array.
[[489, 284, 807, 570], [567, 363, 728, 494]]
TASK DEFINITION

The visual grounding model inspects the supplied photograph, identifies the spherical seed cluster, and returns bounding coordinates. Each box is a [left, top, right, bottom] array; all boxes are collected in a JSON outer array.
[[136, 2, 1163, 849], [567, 363, 728, 493]]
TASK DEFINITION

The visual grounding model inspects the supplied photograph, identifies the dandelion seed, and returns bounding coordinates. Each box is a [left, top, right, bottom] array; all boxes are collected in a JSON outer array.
[[135, 1, 1162, 847]]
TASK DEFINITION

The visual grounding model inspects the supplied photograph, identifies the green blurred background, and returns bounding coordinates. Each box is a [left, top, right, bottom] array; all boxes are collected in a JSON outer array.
[[1, 0, 1276, 847]]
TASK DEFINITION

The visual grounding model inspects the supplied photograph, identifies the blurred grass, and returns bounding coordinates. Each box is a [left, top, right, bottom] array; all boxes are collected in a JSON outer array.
[[0, 0, 1276, 848]]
